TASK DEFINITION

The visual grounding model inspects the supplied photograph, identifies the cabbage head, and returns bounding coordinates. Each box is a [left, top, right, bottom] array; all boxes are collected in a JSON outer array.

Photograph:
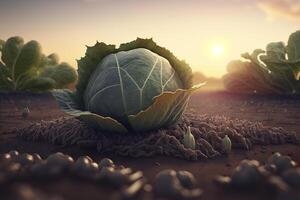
[[53, 38, 204, 133]]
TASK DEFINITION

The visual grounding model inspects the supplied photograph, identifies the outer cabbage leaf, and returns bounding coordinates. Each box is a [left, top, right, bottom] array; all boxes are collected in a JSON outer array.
[[128, 84, 205, 132], [52, 89, 128, 133]]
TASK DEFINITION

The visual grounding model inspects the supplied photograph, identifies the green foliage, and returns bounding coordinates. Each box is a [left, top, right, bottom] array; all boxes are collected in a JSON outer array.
[[0, 39, 5, 52], [0, 36, 77, 92], [40, 62, 77, 89], [223, 30, 300, 95]]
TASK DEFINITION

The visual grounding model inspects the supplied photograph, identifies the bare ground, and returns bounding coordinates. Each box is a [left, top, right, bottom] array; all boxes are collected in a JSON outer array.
[[0, 91, 299, 200]]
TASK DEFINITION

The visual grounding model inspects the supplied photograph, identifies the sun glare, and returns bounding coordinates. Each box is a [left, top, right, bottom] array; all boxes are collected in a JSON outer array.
[[211, 44, 225, 57]]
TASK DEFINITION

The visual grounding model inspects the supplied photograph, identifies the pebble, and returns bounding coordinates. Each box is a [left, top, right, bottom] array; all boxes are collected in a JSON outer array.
[[231, 160, 262, 188], [154, 169, 202, 199], [266, 152, 296, 174], [214, 175, 231, 187], [47, 152, 74, 168], [0, 153, 12, 162], [32, 153, 42, 162], [16, 153, 35, 166], [99, 158, 114, 168], [72, 157, 99, 177], [8, 150, 19, 160], [176, 170, 196, 189], [154, 169, 181, 197]]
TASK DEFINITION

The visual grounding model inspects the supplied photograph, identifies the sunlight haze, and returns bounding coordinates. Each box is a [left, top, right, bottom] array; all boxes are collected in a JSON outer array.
[[0, 0, 299, 78]]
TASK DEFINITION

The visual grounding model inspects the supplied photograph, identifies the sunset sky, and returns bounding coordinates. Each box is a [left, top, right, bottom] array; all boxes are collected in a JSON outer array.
[[0, 0, 299, 77]]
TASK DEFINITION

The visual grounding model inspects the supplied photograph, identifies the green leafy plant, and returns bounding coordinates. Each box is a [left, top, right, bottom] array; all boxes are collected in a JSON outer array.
[[53, 38, 205, 133], [0, 36, 77, 92], [223, 30, 300, 94]]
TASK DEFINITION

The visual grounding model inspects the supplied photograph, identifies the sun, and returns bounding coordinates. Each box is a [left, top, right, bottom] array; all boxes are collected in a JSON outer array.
[[211, 44, 225, 57]]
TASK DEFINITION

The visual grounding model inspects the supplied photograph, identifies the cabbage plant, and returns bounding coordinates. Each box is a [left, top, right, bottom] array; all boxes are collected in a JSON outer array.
[[53, 38, 204, 133], [223, 30, 300, 94], [0, 36, 77, 92]]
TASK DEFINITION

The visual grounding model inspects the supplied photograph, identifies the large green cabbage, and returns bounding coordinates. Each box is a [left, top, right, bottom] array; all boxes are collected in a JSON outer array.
[[53, 38, 204, 133], [223, 30, 300, 94], [0, 36, 77, 92]]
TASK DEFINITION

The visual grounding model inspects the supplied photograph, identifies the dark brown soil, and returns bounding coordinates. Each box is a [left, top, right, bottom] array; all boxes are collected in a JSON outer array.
[[0, 91, 300, 200]]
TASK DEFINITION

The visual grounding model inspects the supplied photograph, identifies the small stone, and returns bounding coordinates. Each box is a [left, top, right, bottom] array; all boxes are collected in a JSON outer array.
[[32, 153, 42, 162], [47, 152, 74, 168], [16, 153, 34, 166], [266, 153, 296, 174], [176, 170, 196, 189], [154, 169, 202, 199], [72, 158, 99, 179], [8, 150, 20, 160], [0, 153, 12, 162], [98, 166, 115, 180], [154, 169, 180, 197], [99, 158, 114, 168], [214, 175, 231, 187], [231, 160, 262, 189]]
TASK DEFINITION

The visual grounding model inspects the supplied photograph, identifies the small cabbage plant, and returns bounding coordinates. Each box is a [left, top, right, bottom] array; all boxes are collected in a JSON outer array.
[[0, 36, 77, 92], [223, 30, 300, 94], [52, 38, 204, 133]]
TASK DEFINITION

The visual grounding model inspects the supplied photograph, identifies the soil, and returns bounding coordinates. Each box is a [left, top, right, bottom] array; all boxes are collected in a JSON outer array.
[[0, 91, 300, 200]]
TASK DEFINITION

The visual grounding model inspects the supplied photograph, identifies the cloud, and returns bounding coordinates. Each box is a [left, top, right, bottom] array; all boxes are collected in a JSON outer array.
[[257, 0, 300, 21]]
